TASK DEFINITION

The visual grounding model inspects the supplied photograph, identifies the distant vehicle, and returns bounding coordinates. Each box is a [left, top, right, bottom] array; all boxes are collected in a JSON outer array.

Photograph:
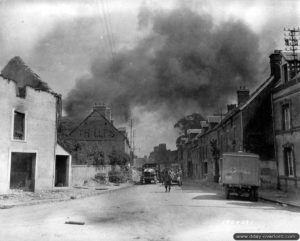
[[141, 168, 157, 184], [140, 163, 159, 184], [219, 152, 260, 201]]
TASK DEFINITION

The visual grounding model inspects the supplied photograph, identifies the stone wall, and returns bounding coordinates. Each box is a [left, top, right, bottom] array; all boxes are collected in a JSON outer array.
[[0, 78, 58, 193]]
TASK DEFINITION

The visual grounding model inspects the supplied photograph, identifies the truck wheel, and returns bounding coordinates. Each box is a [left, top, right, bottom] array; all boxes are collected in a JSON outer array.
[[225, 186, 230, 200], [250, 187, 258, 202]]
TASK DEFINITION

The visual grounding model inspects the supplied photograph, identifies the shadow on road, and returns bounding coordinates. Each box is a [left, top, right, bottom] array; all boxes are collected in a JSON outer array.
[[192, 194, 224, 200]]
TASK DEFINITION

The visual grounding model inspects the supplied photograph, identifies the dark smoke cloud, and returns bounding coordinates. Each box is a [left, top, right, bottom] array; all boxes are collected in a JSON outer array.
[[64, 7, 262, 123]]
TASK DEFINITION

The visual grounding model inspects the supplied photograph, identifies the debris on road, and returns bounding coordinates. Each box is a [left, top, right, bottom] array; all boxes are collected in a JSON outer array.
[[65, 221, 85, 225]]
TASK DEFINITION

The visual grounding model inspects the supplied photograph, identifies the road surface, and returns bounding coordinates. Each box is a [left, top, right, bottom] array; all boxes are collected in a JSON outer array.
[[0, 183, 299, 241]]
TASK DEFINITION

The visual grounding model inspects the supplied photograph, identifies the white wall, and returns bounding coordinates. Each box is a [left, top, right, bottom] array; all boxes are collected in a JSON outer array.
[[0, 78, 57, 193]]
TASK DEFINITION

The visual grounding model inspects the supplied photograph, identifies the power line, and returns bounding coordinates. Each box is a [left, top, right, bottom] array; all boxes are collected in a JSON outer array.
[[100, 0, 115, 62], [94, 0, 115, 63], [284, 27, 300, 78]]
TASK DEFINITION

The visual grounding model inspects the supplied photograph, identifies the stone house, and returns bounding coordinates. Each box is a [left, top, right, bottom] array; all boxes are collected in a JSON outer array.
[[177, 53, 278, 186], [62, 104, 131, 165], [271, 50, 300, 191], [0, 57, 71, 194]]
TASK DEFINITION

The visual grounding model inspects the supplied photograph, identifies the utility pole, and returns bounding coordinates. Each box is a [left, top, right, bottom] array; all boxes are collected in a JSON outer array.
[[284, 27, 300, 78]]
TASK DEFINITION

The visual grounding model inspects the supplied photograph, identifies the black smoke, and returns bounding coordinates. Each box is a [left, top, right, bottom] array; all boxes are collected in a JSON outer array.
[[64, 7, 263, 123]]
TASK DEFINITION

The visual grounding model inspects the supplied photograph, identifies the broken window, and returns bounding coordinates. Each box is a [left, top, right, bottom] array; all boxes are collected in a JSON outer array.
[[13, 111, 25, 140], [16, 86, 26, 98]]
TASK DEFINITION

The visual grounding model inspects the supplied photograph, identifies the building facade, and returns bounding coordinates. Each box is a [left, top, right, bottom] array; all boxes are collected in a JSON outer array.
[[0, 57, 71, 194], [63, 104, 131, 165], [272, 50, 300, 191], [176, 53, 278, 186]]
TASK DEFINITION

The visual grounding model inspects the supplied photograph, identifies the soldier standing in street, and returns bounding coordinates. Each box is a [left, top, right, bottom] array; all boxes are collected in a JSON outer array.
[[163, 169, 172, 192]]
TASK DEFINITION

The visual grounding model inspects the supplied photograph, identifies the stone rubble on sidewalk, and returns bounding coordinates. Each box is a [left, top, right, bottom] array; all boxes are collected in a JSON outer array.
[[0, 182, 133, 208]]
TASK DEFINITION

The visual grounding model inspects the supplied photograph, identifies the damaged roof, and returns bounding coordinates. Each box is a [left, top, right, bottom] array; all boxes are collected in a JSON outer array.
[[1, 56, 50, 92]]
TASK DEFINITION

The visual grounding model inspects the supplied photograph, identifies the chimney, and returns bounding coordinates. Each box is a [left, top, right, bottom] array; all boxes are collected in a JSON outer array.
[[93, 104, 111, 120], [269, 50, 282, 81], [237, 86, 250, 106], [227, 104, 236, 112]]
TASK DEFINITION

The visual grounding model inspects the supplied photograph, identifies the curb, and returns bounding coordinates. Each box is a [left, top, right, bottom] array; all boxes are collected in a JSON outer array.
[[0, 184, 134, 209], [259, 196, 300, 209]]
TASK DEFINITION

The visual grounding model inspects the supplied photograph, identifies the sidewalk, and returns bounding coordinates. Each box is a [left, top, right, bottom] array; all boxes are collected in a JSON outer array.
[[0, 182, 133, 209], [182, 178, 300, 209], [259, 188, 300, 209]]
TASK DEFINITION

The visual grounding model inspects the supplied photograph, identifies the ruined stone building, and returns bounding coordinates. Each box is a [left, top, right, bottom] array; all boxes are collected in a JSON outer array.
[[0, 57, 71, 194], [271, 50, 300, 191], [62, 104, 131, 165]]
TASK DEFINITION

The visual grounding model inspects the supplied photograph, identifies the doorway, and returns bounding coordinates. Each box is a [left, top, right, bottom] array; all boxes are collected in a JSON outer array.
[[55, 155, 69, 187], [10, 152, 36, 191]]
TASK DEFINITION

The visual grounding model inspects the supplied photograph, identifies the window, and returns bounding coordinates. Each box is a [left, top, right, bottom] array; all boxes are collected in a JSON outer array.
[[204, 162, 208, 175], [283, 64, 289, 83], [284, 148, 295, 177], [282, 104, 291, 130], [16, 86, 26, 98], [13, 111, 25, 140]]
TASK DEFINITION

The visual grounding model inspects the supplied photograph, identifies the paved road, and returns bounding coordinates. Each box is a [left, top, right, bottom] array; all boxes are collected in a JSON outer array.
[[0, 183, 299, 241]]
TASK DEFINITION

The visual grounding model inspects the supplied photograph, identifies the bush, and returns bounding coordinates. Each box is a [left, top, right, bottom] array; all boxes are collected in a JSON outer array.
[[94, 173, 108, 183], [108, 170, 122, 183]]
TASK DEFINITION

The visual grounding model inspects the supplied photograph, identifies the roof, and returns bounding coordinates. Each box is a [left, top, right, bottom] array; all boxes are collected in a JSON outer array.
[[196, 75, 275, 140], [69, 109, 130, 146], [1, 56, 60, 97], [207, 116, 222, 123], [281, 51, 300, 61], [187, 129, 202, 134], [239, 76, 274, 111]]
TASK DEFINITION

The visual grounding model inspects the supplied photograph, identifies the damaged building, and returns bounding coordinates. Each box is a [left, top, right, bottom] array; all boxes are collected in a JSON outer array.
[[0, 57, 71, 194], [61, 104, 131, 165]]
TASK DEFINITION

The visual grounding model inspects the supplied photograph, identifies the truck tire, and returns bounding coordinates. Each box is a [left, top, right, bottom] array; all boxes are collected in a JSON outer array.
[[250, 187, 258, 202], [225, 186, 230, 200]]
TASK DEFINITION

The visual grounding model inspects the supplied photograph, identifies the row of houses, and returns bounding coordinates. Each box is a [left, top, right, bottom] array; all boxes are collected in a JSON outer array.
[[177, 50, 300, 192], [0, 56, 131, 194]]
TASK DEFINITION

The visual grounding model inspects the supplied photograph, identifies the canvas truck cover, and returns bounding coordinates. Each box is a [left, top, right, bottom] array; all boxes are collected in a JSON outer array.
[[221, 152, 260, 186]]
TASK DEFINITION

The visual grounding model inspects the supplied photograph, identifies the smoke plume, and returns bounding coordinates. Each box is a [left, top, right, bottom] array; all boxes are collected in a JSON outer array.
[[64, 7, 263, 123]]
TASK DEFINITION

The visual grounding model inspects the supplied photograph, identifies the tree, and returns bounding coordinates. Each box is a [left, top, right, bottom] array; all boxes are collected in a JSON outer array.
[[108, 150, 130, 167], [174, 113, 205, 135], [210, 138, 220, 183]]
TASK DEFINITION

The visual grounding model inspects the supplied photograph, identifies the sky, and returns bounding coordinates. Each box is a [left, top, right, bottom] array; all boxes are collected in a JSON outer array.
[[0, 0, 299, 156]]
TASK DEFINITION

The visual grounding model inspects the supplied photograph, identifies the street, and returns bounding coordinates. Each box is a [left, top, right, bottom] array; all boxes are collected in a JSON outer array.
[[0, 184, 299, 241]]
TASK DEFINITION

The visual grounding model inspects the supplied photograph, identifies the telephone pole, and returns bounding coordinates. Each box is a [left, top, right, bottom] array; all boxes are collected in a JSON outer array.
[[284, 27, 300, 78]]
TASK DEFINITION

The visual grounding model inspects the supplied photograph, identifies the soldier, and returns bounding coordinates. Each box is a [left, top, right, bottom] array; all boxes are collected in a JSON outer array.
[[164, 169, 172, 192]]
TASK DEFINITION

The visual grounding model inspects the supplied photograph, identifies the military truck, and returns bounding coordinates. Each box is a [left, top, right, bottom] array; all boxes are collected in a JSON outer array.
[[219, 152, 260, 201], [140, 163, 159, 184]]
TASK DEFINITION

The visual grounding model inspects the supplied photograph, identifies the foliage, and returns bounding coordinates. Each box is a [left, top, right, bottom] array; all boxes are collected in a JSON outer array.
[[108, 150, 130, 167]]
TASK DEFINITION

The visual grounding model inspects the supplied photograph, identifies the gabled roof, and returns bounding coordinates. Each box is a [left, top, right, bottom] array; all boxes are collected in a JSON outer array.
[[69, 109, 130, 146], [197, 75, 275, 139]]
